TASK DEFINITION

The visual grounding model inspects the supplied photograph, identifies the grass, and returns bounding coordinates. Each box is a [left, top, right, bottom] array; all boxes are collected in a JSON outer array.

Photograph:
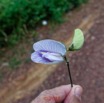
[[0, 72, 3, 82], [9, 57, 21, 70]]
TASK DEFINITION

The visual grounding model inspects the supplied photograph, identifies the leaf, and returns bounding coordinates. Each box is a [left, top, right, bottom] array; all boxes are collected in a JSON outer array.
[[69, 29, 84, 51]]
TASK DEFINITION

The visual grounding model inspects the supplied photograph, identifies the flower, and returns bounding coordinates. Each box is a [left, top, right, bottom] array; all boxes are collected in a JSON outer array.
[[42, 20, 48, 26], [31, 39, 66, 64], [31, 29, 84, 64], [31, 29, 84, 87]]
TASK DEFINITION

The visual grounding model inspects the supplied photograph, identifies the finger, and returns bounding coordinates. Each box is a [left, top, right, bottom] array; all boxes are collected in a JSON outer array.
[[64, 85, 83, 103], [31, 84, 72, 103]]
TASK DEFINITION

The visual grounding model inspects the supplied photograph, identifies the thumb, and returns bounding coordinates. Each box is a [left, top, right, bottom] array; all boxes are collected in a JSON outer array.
[[64, 85, 83, 103]]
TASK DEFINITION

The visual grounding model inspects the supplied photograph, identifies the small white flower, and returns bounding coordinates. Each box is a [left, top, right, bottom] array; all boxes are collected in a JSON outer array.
[[42, 20, 48, 26]]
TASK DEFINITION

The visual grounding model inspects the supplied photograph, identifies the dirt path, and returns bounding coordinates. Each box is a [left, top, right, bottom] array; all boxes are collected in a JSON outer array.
[[0, 0, 104, 103]]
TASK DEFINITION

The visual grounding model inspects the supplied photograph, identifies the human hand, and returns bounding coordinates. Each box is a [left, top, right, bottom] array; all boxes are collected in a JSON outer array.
[[31, 85, 83, 103]]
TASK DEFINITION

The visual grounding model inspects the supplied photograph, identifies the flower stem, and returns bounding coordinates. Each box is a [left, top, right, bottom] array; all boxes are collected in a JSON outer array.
[[64, 56, 73, 87]]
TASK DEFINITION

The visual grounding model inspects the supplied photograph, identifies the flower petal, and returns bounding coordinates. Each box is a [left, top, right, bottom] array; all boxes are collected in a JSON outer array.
[[31, 51, 63, 64], [33, 39, 66, 55], [42, 52, 64, 62]]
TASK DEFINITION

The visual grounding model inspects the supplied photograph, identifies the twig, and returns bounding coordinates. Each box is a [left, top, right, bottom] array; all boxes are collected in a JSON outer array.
[[64, 56, 73, 87]]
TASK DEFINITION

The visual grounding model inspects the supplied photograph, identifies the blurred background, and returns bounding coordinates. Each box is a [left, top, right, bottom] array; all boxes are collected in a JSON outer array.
[[0, 0, 104, 103]]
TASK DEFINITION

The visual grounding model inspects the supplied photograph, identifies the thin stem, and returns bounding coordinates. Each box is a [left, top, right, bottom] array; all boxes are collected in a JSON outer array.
[[64, 56, 73, 87]]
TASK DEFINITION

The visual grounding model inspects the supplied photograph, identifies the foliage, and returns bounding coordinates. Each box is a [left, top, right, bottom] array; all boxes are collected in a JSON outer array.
[[0, 0, 87, 47], [0, 72, 3, 82], [9, 57, 21, 70]]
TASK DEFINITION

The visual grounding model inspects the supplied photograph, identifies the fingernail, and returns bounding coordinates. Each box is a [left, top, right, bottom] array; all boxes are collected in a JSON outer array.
[[74, 86, 83, 101]]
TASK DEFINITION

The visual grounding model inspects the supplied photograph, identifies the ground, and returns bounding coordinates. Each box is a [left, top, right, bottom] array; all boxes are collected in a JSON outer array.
[[0, 0, 104, 103]]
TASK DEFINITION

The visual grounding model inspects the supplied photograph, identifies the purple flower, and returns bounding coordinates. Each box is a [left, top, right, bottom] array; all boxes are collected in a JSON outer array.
[[31, 39, 66, 64]]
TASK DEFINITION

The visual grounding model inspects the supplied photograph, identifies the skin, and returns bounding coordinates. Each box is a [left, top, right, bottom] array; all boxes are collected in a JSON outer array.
[[31, 84, 83, 103]]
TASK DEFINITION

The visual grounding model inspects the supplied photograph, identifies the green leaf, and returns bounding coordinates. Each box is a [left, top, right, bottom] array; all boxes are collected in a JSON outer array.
[[69, 29, 84, 51]]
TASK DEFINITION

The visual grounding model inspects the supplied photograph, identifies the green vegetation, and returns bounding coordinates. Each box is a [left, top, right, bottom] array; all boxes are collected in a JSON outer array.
[[0, 0, 87, 47], [0, 72, 3, 82], [9, 57, 21, 70]]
